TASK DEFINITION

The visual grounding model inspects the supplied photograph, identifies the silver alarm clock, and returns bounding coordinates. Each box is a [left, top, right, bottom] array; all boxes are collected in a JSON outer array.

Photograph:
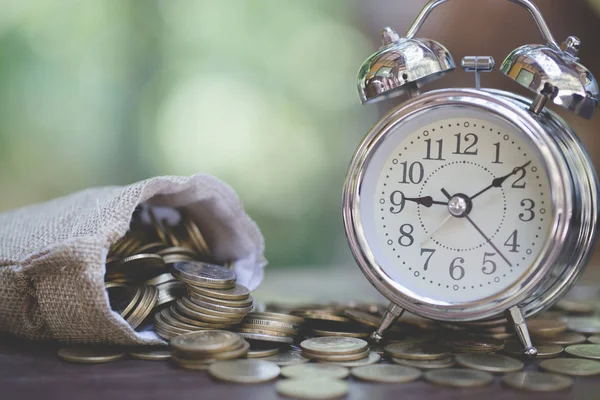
[[342, 0, 599, 356]]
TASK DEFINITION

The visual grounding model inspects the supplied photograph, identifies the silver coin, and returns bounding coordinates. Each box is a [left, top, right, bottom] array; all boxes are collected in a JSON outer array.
[[262, 350, 310, 366], [208, 359, 280, 383], [351, 364, 422, 383], [424, 368, 494, 388], [281, 363, 350, 380], [172, 261, 236, 287], [502, 371, 574, 392], [319, 351, 381, 367], [276, 378, 349, 400]]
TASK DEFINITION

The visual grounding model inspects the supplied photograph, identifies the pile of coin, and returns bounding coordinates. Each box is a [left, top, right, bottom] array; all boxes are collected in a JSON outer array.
[[235, 312, 303, 344], [170, 330, 250, 370], [155, 261, 254, 340], [300, 337, 370, 362]]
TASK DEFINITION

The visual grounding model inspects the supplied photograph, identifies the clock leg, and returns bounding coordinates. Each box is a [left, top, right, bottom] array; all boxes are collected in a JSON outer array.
[[507, 306, 538, 357], [369, 303, 404, 342]]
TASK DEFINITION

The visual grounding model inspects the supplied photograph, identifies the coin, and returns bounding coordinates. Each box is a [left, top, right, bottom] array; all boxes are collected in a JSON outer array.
[[565, 344, 600, 360], [145, 272, 176, 286], [248, 312, 304, 326], [351, 364, 421, 383], [588, 335, 600, 344], [384, 342, 449, 360], [503, 342, 564, 358], [189, 297, 253, 315], [179, 298, 244, 323], [276, 378, 349, 400], [319, 351, 381, 367], [261, 350, 310, 366], [528, 319, 568, 338], [303, 348, 370, 362], [565, 316, 600, 334], [300, 337, 368, 356], [129, 349, 172, 361], [190, 292, 253, 308], [171, 354, 214, 370], [311, 328, 370, 339], [237, 332, 294, 344], [189, 284, 251, 301], [281, 363, 350, 380], [292, 310, 351, 324], [57, 347, 125, 364], [539, 358, 600, 376], [171, 330, 242, 355], [444, 337, 504, 353], [343, 309, 380, 328], [172, 261, 236, 289], [392, 355, 454, 369], [211, 340, 250, 360], [208, 359, 280, 383], [424, 368, 494, 388], [537, 331, 586, 345], [247, 346, 280, 359], [502, 371, 574, 392], [555, 298, 595, 314], [455, 353, 524, 373]]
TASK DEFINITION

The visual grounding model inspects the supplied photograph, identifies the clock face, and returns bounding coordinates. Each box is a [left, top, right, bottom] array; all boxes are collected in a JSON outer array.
[[359, 106, 553, 304]]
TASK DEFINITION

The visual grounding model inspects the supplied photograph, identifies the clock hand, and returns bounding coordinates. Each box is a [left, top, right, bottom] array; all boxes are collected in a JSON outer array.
[[470, 161, 532, 201], [441, 188, 512, 267], [405, 196, 448, 208], [420, 214, 453, 246]]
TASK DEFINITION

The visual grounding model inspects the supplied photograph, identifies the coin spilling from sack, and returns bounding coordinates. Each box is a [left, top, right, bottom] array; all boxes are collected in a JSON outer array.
[[66, 282, 600, 393]]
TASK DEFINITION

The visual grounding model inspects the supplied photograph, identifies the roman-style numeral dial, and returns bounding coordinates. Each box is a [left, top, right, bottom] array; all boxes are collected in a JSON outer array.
[[374, 117, 552, 303]]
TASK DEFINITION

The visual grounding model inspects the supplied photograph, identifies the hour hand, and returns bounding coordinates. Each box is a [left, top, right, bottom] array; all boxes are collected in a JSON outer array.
[[405, 196, 447, 208]]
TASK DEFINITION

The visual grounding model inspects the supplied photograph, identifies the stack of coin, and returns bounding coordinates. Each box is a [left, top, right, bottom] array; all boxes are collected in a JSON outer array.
[[170, 330, 250, 370], [300, 337, 370, 362], [106, 282, 159, 329], [236, 312, 304, 344], [153, 262, 254, 340]]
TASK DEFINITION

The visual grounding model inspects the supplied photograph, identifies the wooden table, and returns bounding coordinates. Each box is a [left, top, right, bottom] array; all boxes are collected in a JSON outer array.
[[3, 269, 600, 399]]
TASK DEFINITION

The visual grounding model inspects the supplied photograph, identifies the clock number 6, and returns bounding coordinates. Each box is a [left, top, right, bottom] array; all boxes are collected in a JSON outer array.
[[482, 252, 497, 275], [449, 257, 465, 280]]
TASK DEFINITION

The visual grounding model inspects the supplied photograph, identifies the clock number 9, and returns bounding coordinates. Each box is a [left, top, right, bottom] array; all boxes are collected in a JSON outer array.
[[389, 191, 406, 214], [449, 257, 465, 280]]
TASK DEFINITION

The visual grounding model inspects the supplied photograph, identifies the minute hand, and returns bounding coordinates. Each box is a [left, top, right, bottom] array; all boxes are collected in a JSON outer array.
[[470, 161, 532, 201]]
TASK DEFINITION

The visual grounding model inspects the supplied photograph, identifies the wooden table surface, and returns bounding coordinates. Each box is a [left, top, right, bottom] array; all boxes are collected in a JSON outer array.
[[0, 333, 596, 400], [4, 268, 600, 399]]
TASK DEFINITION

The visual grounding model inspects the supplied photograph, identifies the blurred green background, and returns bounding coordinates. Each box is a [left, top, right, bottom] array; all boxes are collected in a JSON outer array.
[[1, 0, 599, 270]]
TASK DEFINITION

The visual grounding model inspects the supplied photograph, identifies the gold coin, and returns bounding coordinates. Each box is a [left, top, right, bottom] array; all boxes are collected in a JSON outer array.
[[565, 344, 600, 360], [190, 292, 253, 308], [444, 337, 504, 353], [127, 285, 159, 329], [392, 355, 454, 369], [172, 261, 236, 289], [189, 284, 250, 301], [292, 310, 351, 324], [189, 297, 253, 315], [528, 319, 568, 338], [261, 350, 310, 366], [502, 371, 574, 392], [119, 254, 167, 281], [300, 337, 368, 356], [171, 304, 234, 328], [455, 353, 524, 373], [276, 378, 349, 400], [538, 331, 586, 345], [208, 359, 281, 383], [588, 335, 600, 344], [384, 342, 449, 360], [129, 349, 172, 361], [540, 358, 600, 376], [503, 342, 564, 358], [145, 272, 176, 286], [343, 309, 380, 328], [57, 347, 125, 364], [247, 312, 304, 326], [240, 323, 297, 336], [319, 351, 381, 367], [281, 363, 350, 380], [424, 368, 494, 388], [237, 332, 294, 344], [171, 354, 214, 370], [120, 287, 142, 318], [565, 316, 600, 334], [155, 281, 185, 307], [171, 330, 242, 355], [178, 298, 244, 323], [311, 328, 370, 339], [237, 327, 292, 337], [247, 346, 280, 359], [303, 348, 369, 362], [212, 340, 250, 360], [241, 318, 298, 331], [555, 299, 595, 314], [351, 364, 421, 383]]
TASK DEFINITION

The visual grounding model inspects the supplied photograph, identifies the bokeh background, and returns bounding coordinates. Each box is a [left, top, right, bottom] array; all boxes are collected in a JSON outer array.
[[0, 0, 599, 272]]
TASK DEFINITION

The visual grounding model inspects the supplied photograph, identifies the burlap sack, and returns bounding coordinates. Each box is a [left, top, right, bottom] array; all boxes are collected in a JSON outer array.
[[0, 174, 266, 344]]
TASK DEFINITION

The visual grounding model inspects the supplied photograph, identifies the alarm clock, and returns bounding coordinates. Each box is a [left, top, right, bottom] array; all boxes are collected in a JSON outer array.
[[342, 0, 599, 356]]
